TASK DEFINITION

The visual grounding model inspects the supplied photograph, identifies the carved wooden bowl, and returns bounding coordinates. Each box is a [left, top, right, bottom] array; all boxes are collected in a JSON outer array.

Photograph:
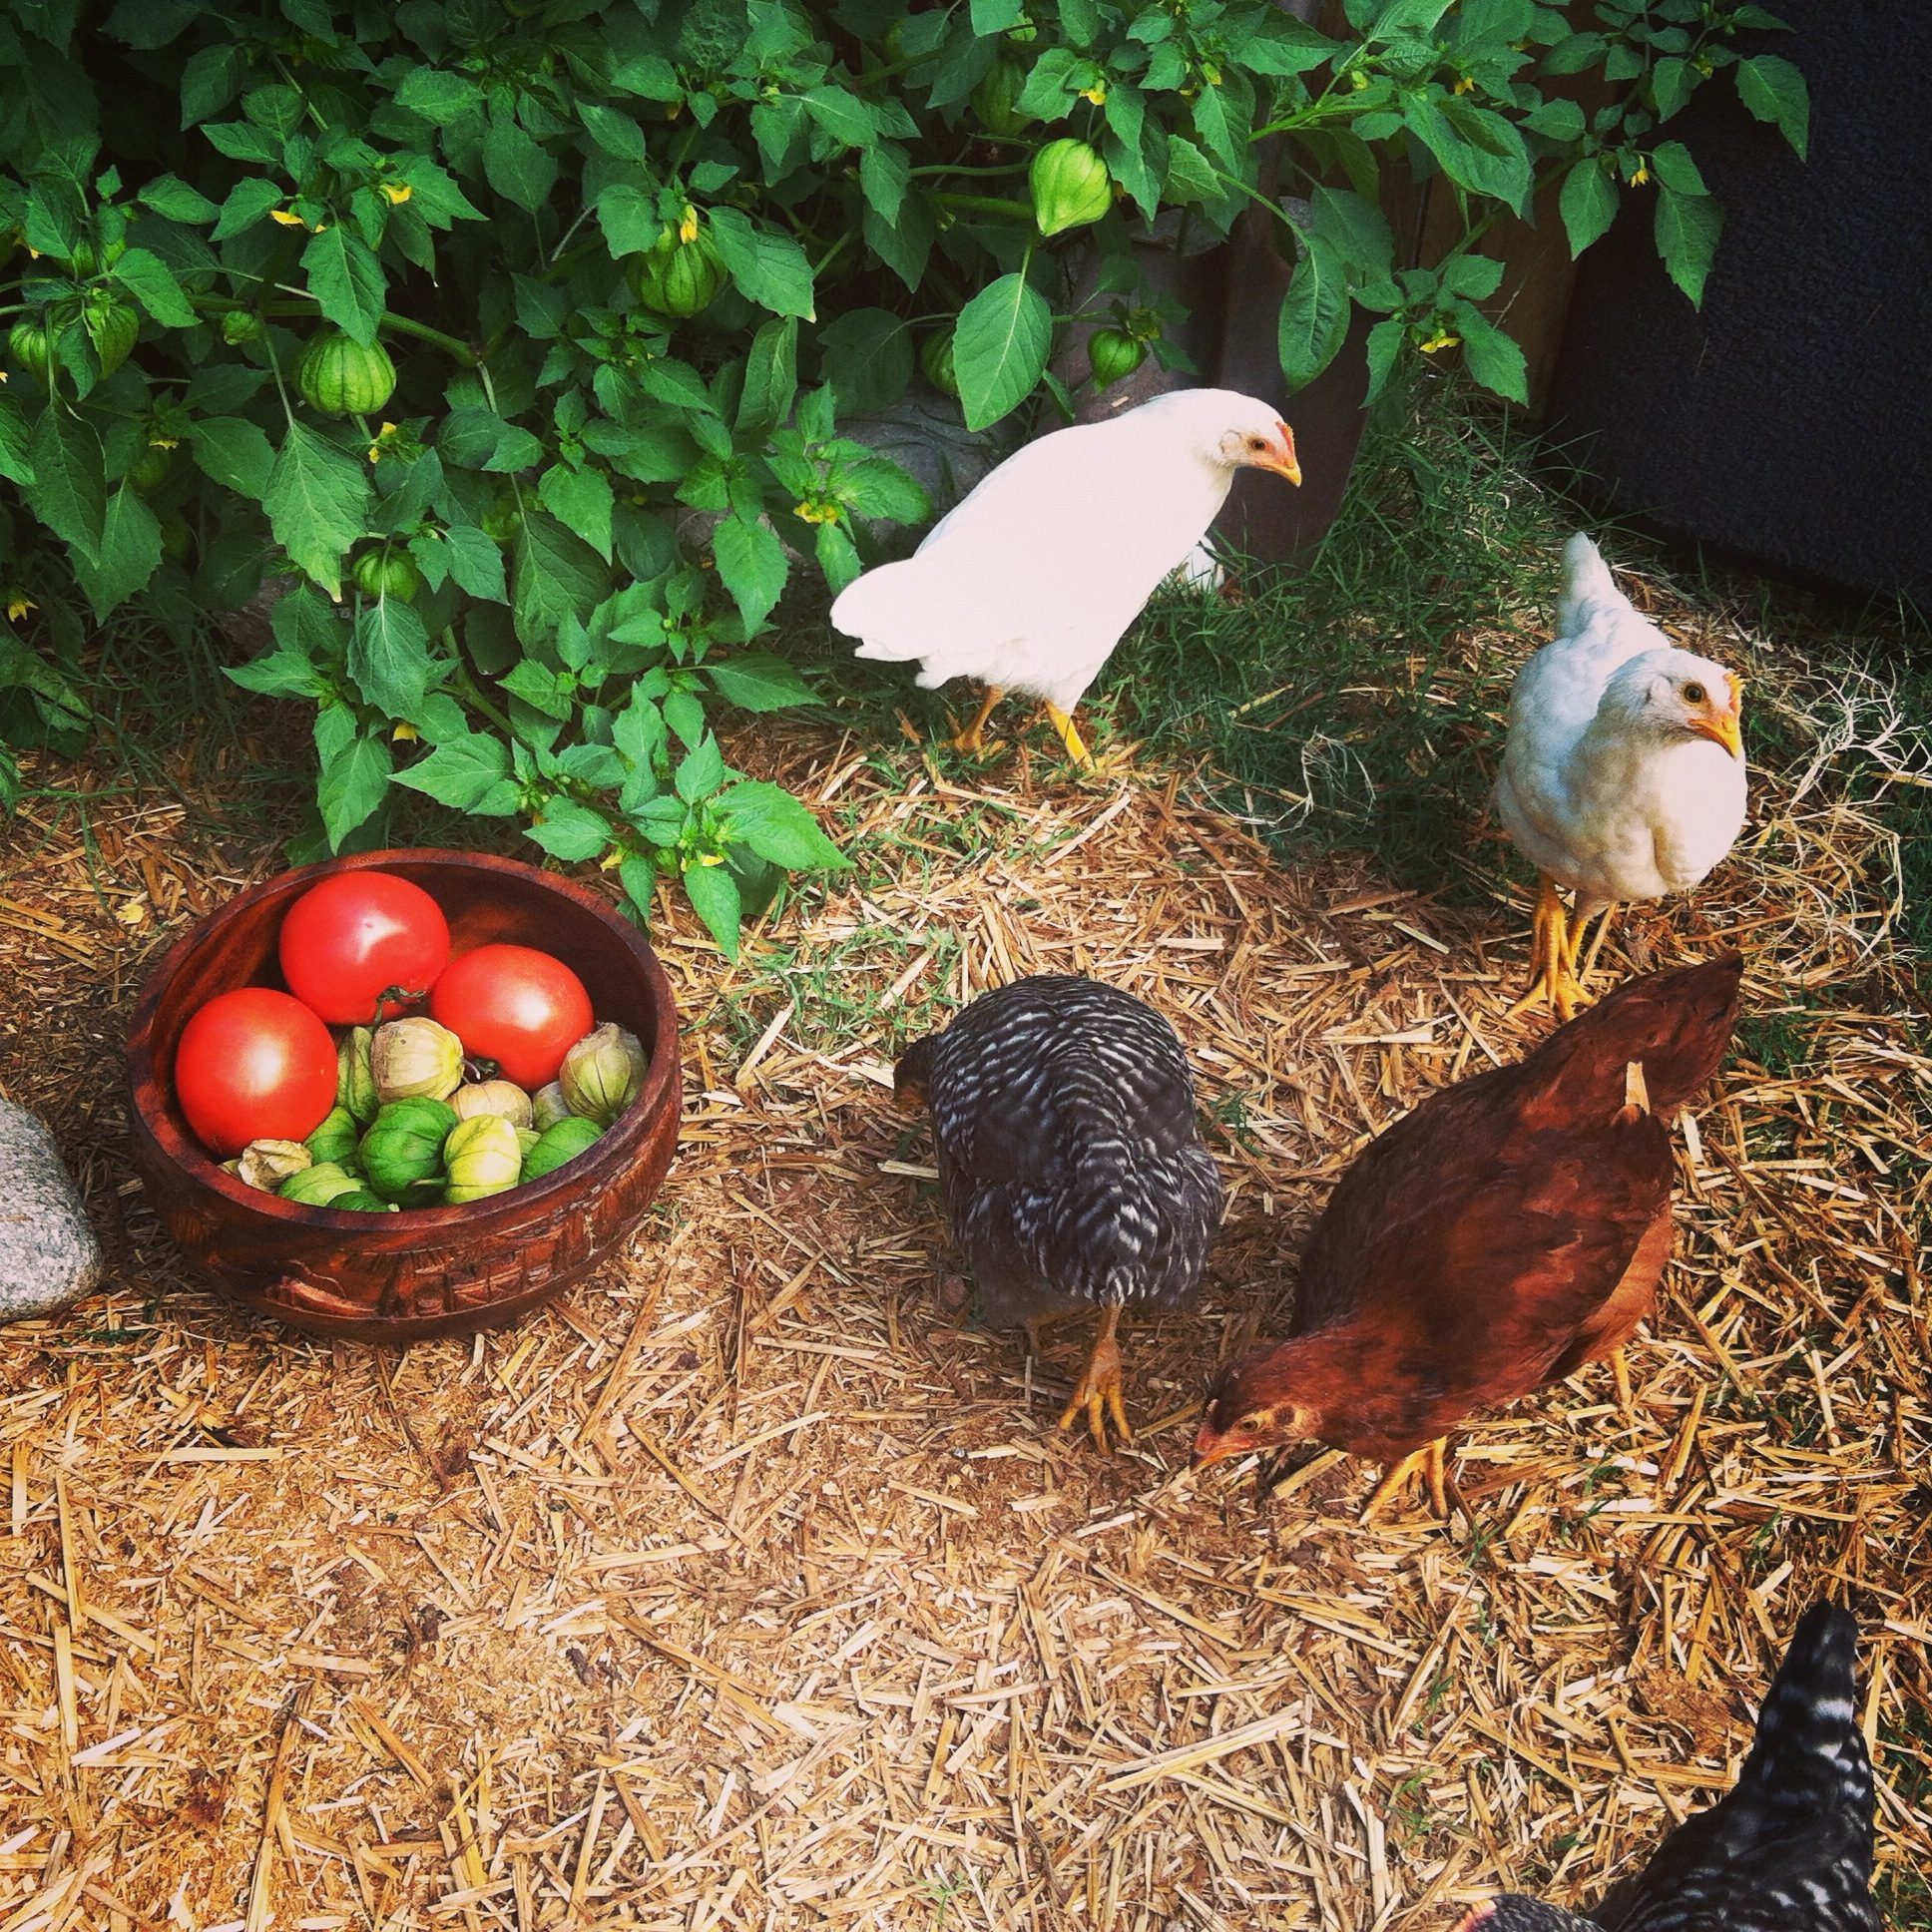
[[127, 850, 681, 1342]]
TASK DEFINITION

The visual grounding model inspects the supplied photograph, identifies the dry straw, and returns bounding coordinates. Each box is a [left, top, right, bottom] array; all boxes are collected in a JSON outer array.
[[1, 559, 1926, 1928]]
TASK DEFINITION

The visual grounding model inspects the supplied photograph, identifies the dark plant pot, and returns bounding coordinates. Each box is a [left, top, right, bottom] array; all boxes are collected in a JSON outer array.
[[1545, 1, 1932, 604]]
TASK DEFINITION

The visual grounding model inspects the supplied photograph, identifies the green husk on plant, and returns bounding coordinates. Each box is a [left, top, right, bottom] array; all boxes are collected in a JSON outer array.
[[443, 1114, 522, 1204], [558, 1023, 646, 1127], [279, 1163, 363, 1207], [304, 1106, 361, 1168], [336, 1029, 378, 1127]]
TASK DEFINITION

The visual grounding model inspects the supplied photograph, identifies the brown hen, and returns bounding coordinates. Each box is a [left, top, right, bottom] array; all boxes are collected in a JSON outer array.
[[1194, 956, 1742, 1513]]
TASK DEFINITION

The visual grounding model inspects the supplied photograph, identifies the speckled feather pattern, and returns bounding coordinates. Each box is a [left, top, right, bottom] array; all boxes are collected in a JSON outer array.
[[895, 976, 1222, 1331], [1466, 1604, 1880, 1932]]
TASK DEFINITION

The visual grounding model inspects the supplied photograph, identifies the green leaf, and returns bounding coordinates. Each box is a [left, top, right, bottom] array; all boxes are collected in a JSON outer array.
[[502, 660, 577, 720], [25, 410, 106, 565], [1307, 186, 1393, 277], [970, 0, 1025, 29], [318, 732, 391, 849], [1735, 53, 1808, 158], [680, 858, 742, 961], [617, 852, 658, 917], [180, 42, 243, 125], [1363, 315, 1406, 403], [1164, 137, 1222, 205], [349, 595, 433, 720], [189, 416, 275, 497], [538, 465, 616, 564], [1277, 239, 1349, 391], [396, 68, 484, 126], [1654, 183, 1722, 307], [513, 510, 611, 642], [525, 798, 611, 861], [109, 246, 196, 327], [439, 407, 544, 473], [737, 316, 798, 434], [675, 733, 726, 803], [720, 780, 848, 870], [858, 143, 909, 227], [801, 85, 875, 148], [818, 308, 912, 416], [707, 653, 813, 713], [139, 174, 220, 224], [1649, 142, 1707, 198], [441, 524, 508, 603], [0, 392, 34, 489], [264, 422, 371, 598], [393, 732, 521, 814], [302, 226, 388, 346], [213, 178, 284, 242], [712, 513, 788, 632], [73, 484, 163, 620], [226, 650, 330, 699], [953, 272, 1052, 432], [481, 110, 558, 211], [1456, 310, 1528, 404], [596, 183, 661, 258], [1558, 158, 1619, 257], [1650, 57, 1695, 123], [708, 207, 815, 319]]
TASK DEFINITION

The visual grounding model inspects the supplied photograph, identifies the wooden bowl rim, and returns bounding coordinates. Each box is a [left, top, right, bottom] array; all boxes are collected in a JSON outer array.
[[126, 848, 680, 1233]]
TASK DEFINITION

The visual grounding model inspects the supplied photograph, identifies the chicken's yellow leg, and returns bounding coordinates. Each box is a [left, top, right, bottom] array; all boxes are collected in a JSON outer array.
[[1041, 703, 1096, 770], [951, 686, 1003, 754], [1057, 1303, 1131, 1449], [1508, 874, 1585, 1021], [1574, 898, 1616, 990]]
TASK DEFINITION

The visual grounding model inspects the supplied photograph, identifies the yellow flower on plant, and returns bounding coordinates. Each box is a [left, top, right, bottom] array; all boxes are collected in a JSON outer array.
[[1632, 162, 1650, 186], [5, 594, 36, 621], [1419, 331, 1460, 354], [678, 204, 701, 243], [599, 846, 625, 870], [1453, 75, 1474, 94], [151, 434, 180, 450], [380, 182, 412, 205], [392, 721, 419, 741], [1081, 83, 1107, 105], [269, 208, 306, 227]]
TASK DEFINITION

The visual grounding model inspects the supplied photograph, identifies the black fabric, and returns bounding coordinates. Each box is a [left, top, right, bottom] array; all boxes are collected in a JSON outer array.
[[1544, 2, 1932, 605]]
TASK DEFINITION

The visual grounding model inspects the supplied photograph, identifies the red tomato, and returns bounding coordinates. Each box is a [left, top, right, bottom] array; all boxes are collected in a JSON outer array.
[[277, 870, 451, 1025], [428, 944, 594, 1089], [174, 988, 338, 1158]]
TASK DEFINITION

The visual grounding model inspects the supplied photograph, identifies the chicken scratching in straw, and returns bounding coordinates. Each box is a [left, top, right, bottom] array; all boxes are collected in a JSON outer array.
[[1194, 956, 1742, 1516], [1497, 532, 1747, 1019], [894, 976, 1222, 1451], [1449, 1601, 1881, 1932], [830, 387, 1300, 769]]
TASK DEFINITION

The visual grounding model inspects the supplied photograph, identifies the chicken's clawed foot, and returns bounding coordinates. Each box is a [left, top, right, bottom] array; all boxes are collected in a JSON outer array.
[[949, 686, 1004, 756], [1362, 1437, 1456, 1522], [1055, 1305, 1133, 1452]]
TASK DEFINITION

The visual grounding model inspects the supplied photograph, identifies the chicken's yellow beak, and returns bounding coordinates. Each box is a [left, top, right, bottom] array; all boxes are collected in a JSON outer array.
[[1256, 421, 1302, 486], [1191, 1422, 1237, 1468], [1690, 709, 1744, 759]]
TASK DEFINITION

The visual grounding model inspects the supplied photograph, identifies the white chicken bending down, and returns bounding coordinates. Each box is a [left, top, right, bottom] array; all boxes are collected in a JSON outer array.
[[829, 388, 1300, 768], [1496, 533, 1747, 1020]]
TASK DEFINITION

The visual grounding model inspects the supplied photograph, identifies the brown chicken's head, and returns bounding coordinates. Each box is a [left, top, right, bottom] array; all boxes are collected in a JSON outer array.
[[1192, 1342, 1319, 1468], [1603, 647, 1744, 760], [891, 1033, 936, 1116]]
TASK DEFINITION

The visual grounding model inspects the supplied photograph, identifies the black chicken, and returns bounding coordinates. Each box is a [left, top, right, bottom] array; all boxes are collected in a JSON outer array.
[[1453, 1601, 1881, 1932], [893, 975, 1222, 1450]]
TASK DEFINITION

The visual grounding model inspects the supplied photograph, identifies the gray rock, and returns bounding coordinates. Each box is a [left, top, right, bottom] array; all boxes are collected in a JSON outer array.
[[0, 1099, 102, 1324]]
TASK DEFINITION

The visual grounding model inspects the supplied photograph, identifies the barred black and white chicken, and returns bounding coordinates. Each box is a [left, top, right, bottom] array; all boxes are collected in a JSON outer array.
[[893, 976, 1222, 1450], [1453, 1601, 1881, 1932]]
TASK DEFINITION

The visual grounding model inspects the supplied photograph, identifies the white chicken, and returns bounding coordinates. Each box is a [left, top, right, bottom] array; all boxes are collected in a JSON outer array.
[[1496, 533, 1747, 1019], [829, 388, 1300, 767]]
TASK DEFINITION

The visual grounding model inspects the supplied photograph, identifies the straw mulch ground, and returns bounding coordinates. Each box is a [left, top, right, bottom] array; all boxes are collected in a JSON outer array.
[[2, 580, 1928, 1931]]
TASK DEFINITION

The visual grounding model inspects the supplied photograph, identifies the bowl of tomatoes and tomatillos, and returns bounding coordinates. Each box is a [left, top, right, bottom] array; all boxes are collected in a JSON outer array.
[[127, 850, 681, 1341]]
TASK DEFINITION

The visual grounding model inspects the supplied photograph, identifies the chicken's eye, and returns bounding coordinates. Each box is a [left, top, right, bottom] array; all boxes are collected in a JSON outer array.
[[1683, 682, 1706, 705], [1246, 436, 1266, 451]]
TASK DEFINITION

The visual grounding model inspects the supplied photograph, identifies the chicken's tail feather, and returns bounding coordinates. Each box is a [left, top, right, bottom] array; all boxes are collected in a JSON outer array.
[[1734, 1601, 1873, 1828], [1556, 531, 1627, 636], [1541, 954, 1742, 1120]]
